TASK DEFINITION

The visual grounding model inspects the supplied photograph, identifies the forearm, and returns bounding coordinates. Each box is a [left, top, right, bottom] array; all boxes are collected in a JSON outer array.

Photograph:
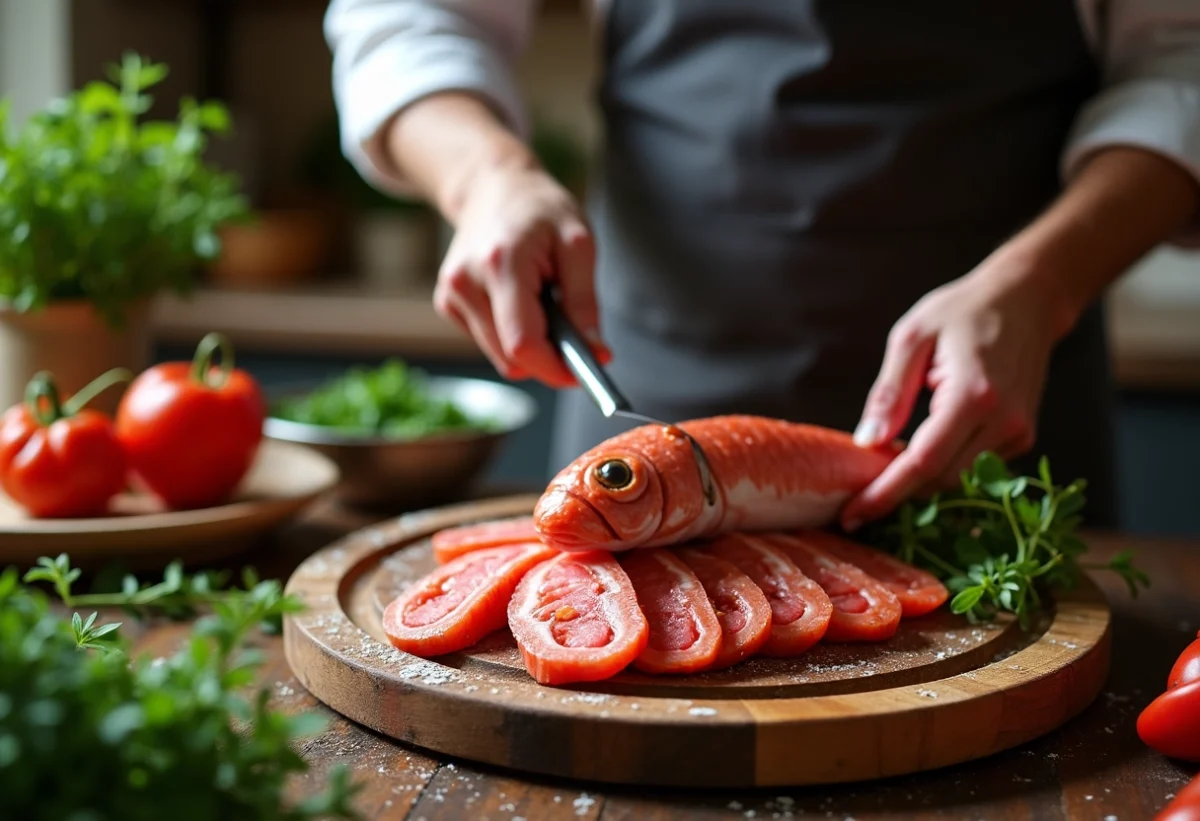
[[383, 92, 541, 225], [986, 146, 1200, 337]]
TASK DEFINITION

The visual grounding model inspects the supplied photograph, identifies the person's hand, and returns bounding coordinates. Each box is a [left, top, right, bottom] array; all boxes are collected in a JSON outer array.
[[433, 161, 607, 388], [840, 256, 1077, 531]]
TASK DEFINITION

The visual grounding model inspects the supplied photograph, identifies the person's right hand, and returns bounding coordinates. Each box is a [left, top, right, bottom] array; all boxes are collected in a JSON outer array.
[[433, 162, 608, 388]]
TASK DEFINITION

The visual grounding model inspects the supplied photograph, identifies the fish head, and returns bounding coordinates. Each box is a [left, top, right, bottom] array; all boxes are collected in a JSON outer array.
[[533, 447, 664, 552]]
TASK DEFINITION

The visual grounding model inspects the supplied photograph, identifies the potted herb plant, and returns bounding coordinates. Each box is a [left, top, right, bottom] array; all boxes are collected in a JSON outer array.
[[0, 52, 249, 413]]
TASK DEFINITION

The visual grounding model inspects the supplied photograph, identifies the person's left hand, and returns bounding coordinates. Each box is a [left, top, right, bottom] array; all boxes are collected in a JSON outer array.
[[839, 254, 1077, 531]]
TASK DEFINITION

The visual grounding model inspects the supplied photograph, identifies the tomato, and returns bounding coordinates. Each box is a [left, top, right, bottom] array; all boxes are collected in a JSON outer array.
[[431, 516, 543, 564], [676, 547, 772, 670], [707, 534, 832, 657], [116, 333, 265, 510], [1157, 772, 1200, 821], [1170, 631, 1200, 691], [0, 369, 129, 518], [771, 533, 903, 642], [796, 530, 949, 618], [383, 542, 558, 657], [507, 550, 649, 685], [1138, 679, 1200, 763], [622, 549, 722, 674]]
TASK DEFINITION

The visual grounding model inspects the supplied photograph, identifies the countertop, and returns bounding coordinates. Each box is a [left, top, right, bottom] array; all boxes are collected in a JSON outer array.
[[123, 497, 1198, 820]]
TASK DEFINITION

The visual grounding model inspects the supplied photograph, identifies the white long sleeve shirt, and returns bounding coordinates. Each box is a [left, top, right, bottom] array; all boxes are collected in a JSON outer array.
[[324, 0, 1200, 241]]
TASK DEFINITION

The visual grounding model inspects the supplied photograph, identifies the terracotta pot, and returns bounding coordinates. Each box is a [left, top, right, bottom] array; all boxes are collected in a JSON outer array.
[[0, 299, 152, 417], [210, 208, 334, 289]]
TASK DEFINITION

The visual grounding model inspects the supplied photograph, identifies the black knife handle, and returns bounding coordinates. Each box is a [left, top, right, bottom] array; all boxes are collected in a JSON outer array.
[[539, 282, 630, 417]]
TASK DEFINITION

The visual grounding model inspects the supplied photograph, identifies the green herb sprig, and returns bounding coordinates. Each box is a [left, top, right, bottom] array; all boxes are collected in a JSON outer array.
[[25, 553, 296, 630], [0, 52, 249, 327], [3, 555, 362, 821], [862, 452, 1150, 626]]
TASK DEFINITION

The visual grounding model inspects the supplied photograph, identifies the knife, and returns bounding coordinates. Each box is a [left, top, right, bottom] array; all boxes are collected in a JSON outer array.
[[538, 281, 717, 505]]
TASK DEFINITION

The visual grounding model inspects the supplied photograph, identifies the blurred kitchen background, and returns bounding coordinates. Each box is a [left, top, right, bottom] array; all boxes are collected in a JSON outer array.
[[4, 0, 1199, 534]]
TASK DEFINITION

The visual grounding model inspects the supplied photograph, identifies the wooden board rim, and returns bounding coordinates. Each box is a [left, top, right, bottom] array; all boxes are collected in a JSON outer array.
[[283, 494, 1113, 788]]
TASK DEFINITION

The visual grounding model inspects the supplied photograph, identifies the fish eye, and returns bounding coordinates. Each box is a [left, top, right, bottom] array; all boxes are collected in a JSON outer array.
[[594, 459, 634, 490]]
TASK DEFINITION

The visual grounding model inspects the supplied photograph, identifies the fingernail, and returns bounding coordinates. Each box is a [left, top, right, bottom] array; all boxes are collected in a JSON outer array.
[[853, 419, 881, 447]]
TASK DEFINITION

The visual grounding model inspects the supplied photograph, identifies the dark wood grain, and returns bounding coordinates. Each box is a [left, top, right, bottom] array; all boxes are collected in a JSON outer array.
[[128, 499, 1200, 820]]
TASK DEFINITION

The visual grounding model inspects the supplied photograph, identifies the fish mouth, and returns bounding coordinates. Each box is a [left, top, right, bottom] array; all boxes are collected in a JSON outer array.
[[534, 487, 622, 551]]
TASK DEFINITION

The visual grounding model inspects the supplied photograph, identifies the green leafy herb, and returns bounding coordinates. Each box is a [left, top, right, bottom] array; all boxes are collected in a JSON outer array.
[[3, 555, 361, 820], [861, 452, 1150, 626], [272, 358, 496, 437], [25, 554, 294, 632], [0, 52, 249, 328]]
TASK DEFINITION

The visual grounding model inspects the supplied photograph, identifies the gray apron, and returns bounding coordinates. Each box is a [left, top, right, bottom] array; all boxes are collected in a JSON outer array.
[[550, 0, 1120, 525]]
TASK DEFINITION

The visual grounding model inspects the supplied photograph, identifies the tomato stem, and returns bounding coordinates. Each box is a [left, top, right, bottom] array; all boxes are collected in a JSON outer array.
[[25, 372, 65, 426], [61, 367, 134, 417], [190, 332, 234, 390]]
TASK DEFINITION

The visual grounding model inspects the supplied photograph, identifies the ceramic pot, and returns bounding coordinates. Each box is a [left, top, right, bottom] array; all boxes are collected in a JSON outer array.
[[0, 299, 152, 416], [210, 207, 334, 289], [353, 210, 439, 290]]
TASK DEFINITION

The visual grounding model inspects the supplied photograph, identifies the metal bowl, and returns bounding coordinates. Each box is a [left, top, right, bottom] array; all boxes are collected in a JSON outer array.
[[263, 375, 538, 510]]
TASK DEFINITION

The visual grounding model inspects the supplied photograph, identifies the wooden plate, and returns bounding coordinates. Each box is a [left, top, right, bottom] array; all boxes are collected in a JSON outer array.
[[283, 495, 1112, 788], [0, 439, 339, 569]]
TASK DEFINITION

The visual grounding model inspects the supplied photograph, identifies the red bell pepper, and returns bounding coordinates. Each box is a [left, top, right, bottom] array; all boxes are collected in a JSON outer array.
[[115, 332, 265, 510], [0, 369, 130, 518]]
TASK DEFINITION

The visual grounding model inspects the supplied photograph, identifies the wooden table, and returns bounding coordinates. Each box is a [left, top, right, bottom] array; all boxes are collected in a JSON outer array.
[[129, 497, 1200, 821]]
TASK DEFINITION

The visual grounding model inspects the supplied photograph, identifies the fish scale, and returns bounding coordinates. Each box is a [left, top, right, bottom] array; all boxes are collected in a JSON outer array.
[[535, 415, 900, 552]]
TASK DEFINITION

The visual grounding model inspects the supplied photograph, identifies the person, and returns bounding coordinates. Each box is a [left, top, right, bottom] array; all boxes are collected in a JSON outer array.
[[324, 0, 1200, 530]]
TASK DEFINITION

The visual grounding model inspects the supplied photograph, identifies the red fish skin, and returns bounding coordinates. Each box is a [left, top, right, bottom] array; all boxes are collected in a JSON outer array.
[[382, 542, 559, 657], [622, 548, 723, 675], [676, 547, 773, 670], [705, 533, 833, 657], [507, 550, 650, 685], [430, 516, 544, 564], [792, 529, 950, 618], [766, 533, 903, 642], [534, 416, 899, 553]]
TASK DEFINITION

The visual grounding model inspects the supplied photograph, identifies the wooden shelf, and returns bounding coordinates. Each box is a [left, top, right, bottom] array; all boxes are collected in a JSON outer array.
[[151, 282, 485, 360], [1108, 296, 1200, 391], [151, 277, 1200, 389]]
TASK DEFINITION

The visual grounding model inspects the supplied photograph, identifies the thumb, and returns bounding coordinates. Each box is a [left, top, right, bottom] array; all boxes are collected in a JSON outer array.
[[854, 322, 935, 447], [554, 218, 610, 363]]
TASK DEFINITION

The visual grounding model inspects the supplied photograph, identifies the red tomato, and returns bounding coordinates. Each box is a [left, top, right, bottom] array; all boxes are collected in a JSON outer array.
[[795, 530, 949, 618], [770, 533, 903, 642], [116, 333, 265, 510], [1157, 772, 1200, 821], [382, 542, 558, 657], [1170, 631, 1200, 691], [431, 516, 542, 564], [622, 549, 722, 675], [507, 551, 649, 685], [676, 547, 773, 670], [1138, 679, 1200, 763], [0, 370, 128, 518], [706, 534, 832, 657]]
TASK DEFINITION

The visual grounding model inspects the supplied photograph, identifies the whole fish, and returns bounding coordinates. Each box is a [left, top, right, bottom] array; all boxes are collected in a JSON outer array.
[[533, 415, 899, 552]]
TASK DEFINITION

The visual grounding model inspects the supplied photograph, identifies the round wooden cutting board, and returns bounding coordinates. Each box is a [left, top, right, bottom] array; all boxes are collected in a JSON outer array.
[[283, 495, 1112, 789]]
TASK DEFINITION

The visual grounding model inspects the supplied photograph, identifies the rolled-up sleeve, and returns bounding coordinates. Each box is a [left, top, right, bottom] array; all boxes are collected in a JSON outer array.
[[1061, 0, 1200, 244], [324, 0, 539, 196]]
